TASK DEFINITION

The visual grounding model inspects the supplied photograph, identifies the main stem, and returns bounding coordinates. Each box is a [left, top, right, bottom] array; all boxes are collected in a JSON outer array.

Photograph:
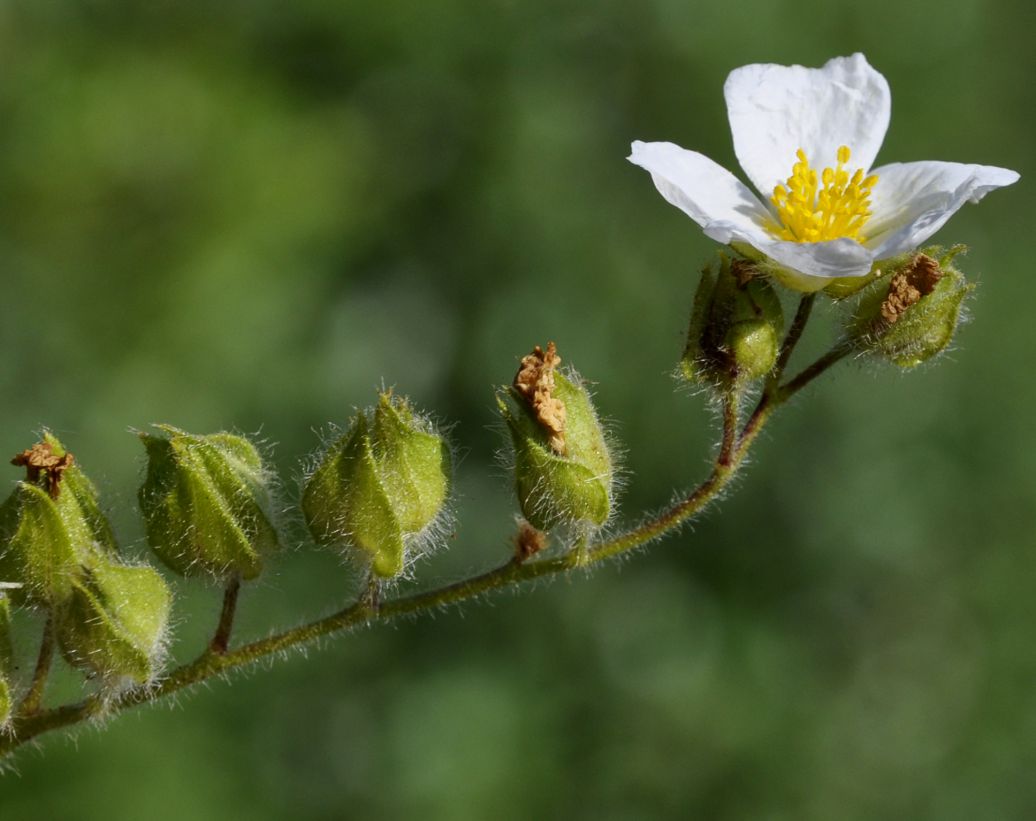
[[1, 306, 843, 758]]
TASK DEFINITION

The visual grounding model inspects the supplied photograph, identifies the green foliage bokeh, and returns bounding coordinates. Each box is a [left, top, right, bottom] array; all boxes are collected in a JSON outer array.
[[0, 1, 1032, 818]]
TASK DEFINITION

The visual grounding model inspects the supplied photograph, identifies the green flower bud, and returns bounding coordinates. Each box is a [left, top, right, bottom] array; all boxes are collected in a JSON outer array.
[[848, 247, 973, 368], [0, 434, 173, 690], [138, 426, 280, 581], [302, 393, 451, 579], [0, 434, 119, 607], [681, 257, 784, 386], [0, 593, 12, 725], [55, 557, 171, 685], [499, 343, 615, 532]]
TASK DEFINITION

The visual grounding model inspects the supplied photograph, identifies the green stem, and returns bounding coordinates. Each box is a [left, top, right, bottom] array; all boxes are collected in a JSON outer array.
[[780, 343, 854, 400], [209, 575, 241, 655], [771, 293, 816, 387], [0, 342, 852, 760], [718, 387, 741, 467], [16, 614, 55, 716]]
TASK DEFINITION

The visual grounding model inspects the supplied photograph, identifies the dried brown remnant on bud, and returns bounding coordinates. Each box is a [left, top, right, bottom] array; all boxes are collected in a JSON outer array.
[[514, 520, 548, 562], [12, 441, 74, 498], [514, 341, 566, 454], [879, 254, 944, 326]]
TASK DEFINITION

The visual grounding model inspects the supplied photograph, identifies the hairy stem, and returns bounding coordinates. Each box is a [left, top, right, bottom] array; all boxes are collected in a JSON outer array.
[[771, 293, 816, 386], [718, 388, 741, 468], [0, 341, 852, 759], [209, 575, 242, 655], [780, 343, 854, 399]]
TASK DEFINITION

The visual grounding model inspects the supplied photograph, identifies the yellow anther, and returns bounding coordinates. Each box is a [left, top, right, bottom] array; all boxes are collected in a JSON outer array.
[[767, 145, 878, 243]]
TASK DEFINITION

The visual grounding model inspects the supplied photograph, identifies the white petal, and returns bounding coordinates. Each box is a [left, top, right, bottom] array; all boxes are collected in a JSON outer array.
[[627, 140, 772, 243], [628, 140, 875, 290], [725, 54, 891, 198], [865, 161, 1020, 258]]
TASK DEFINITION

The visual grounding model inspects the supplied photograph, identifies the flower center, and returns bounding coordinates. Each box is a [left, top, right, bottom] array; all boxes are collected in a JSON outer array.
[[768, 146, 878, 243]]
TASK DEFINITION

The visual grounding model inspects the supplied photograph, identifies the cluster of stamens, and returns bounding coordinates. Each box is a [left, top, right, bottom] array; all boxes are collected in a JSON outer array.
[[769, 145, 878, 243]]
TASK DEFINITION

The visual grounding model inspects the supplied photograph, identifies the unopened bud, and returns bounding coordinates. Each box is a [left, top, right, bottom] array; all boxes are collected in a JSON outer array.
[[848, 247, 973, 368], [55, 557, 171, 686], [0, 434, 119, 607], [681, 257, 784, 385], [303, 392, 451, 579], [138, 426, 280, 581], [499, 343, 615, 532]]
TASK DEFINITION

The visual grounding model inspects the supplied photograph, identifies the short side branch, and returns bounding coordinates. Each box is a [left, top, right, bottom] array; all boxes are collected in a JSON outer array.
[[209, 575, 242, 656]]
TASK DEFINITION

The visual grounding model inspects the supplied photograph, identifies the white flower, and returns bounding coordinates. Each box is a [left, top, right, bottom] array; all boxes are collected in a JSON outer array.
[[629, 54, 1020, 292]]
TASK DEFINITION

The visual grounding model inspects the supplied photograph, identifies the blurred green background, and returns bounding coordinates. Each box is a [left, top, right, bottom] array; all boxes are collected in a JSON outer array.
[[0, 0, 1032, 818]]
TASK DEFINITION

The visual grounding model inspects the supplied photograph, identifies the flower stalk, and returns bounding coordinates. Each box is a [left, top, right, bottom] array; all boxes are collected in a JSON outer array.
[[209, 575, 242, 656], [0, 320, 850, 760]]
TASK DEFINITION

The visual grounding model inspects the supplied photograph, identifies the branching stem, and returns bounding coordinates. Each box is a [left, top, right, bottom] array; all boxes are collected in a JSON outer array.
[[0, 334, 850, 760]]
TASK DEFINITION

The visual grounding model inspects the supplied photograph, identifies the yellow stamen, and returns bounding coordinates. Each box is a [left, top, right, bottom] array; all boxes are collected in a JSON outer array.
[[768, 145, 878, 243]]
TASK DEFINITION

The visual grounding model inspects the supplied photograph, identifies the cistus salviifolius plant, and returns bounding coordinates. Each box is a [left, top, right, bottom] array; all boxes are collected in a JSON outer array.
[[0, 53, 1019, 762]]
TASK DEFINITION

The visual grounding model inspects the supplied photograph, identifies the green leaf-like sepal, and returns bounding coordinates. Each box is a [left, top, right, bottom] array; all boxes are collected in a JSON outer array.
[[499, 371, 614, 531], [138, 426, 280, 581], [302, 394, 451, 579], [47, 434, 119, 560], [55, 559, 171, 685], [680, 264, 719, 383], [723, 276, 784, 381], [372, 395, 450, 534], [0, 483, 78, 606]]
